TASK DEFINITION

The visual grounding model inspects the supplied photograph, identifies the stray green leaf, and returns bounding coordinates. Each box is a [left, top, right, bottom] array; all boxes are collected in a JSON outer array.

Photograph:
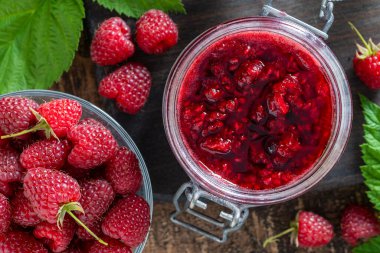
[[353, 236, 380, 253], [95, 0, 186, 18]]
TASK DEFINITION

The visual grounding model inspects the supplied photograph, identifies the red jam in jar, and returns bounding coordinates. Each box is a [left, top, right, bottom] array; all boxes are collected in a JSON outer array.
[[178, 31, 333, 190]]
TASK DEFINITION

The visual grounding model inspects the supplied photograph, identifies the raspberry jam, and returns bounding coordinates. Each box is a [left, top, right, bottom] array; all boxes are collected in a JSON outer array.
[[178, 31, 333, 190]]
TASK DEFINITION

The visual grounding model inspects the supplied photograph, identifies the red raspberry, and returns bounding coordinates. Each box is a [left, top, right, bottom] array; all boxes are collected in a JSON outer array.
[[89, 237, 132, 253], [105, 147, 142, 194], [67, 119, 118, 169], [0, 193, 11, 233], [0, 96, 38, 135], [0, 231, 48, 253], [102, 194, 150, 247], [341, 205, 380, 245], [98, 63, 152, 114], [76, 179, 115, 239], [11, 190, 41, 227], [34, 218, 77, 253], [0, 146, 23, 183], [77, 219, 103, 241], [23, 168, 81, 223], [20, 139, 71, 170], [234, 60, 264, 88], [91, 17, 135, 66], [136, 9, 178, 54], [0, 181, 13, 197]]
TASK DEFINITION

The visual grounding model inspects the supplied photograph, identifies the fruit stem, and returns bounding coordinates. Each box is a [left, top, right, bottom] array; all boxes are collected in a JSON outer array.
[[263, 227, 295, 248], [66, 210, 108, 246], [348, 21, 372, 54]]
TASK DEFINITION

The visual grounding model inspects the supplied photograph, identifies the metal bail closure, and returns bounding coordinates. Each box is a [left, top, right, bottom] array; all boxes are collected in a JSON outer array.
[[170, 182, 250, 243], [262, 0, 342, 40]]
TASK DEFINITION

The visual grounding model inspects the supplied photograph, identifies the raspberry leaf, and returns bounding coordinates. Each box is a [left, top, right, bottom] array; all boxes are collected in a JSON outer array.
[[95, 0, 186, 18], [353, 236, 380, 253], [0, 0, 84, 94]]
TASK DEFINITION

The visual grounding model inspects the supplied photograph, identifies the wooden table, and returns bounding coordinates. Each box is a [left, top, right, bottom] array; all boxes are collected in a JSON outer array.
[[53, 0, 380, 252]]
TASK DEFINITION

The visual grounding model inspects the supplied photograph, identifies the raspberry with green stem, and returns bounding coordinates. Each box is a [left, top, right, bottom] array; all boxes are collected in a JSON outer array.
[[348, 21, 380, 60]]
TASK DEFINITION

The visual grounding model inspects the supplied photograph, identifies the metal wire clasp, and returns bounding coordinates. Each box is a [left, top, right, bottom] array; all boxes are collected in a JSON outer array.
[[170, 182, 250, 243], [262, 0, 342, 40]]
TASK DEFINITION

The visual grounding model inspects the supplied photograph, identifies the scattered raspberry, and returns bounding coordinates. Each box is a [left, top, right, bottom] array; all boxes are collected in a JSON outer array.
[[341, 204, 380, 246], [0, 193, 11, 233], [34, 218, 77, 253], [0, 181, 13, 197], [0, 96, 38, 135], [76, 179, 115, 239], [98, 63, 152, 114], [0, 146, 23, 183], [91, 17, 135, 66], [11, 190, 41, 227], [0, 231, 48, 253], [105, 147, 142, 194], [136, 9, 178, 54], [89, 237, 132, 253], [102, 194, 150, 247], [20, 139, 71, 170], [264, 211, 334, 248], [67, 119, 118, 169], [23, 168, 81, 223]]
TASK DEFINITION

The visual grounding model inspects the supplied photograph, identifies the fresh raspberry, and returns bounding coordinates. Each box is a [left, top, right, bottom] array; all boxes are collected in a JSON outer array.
[[0, 181, 13, 197], [89, 237, 132, 253], [0, 231, 48, 253], [264, 211, 334, 248], [105, 147, 142, 194], [341, 204, 380, 245], [77, 219, 103, 241], [0, 146, 23, 183], [102, 194, 150, 247], [34, 218, 77, 253], [37, 99, 82, 138], [136, 9, 178, 54], [76, 179, 115, 239], [91, 17, 135, 66], [0, 96, 38, 135], [98, 63, 152, 114], [67, 119, 118, 169], [23, 168, 81, 223], [349, 22, 380, 89], [0, 193, 11, 233], [11, 190, 41, 227], [20, 139, 71, 170]]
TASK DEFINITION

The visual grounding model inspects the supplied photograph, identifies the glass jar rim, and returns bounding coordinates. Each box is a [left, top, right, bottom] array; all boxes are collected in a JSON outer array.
[[163, 17, 352, 205]]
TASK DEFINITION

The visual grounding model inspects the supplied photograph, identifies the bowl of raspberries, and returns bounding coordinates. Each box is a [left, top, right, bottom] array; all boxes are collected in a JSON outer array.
[[0, 89, 153, 253]]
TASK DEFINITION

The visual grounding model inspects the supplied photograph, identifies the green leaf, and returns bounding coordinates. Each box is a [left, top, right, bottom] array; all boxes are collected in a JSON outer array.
[[360, 95, 380, 212], [0, 0, 85, 94], [353, 236, 380, 253], [95, 0, 186, 18]]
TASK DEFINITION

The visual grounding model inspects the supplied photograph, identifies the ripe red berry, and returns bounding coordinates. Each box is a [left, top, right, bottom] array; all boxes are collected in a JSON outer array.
[[0, 96, 38, 135], [34, 218, 77, 253], [105, 147, 142, 194], [0, 231, 48, 253], [98, 63, 152, 114], [136, 9, 178, 54], [23, 168, 81, 223], [102, 194, 150, 247], [0, 193, 11, 233], [77, 219, 103, 241], [264, 211, 334, 248], [67, 119, 118, 169], [11, 189, 41, 227], [91, 17, 135, 66], [20, 139, 71, 170], [89, 237, 132, 253], [0, 146, 23, 183], [341, 205, 380, 246], [349, 22, 380, 89]]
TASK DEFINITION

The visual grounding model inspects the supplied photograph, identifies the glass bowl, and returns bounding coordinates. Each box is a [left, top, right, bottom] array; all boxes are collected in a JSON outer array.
[[163, 17, 352, 205], [0, 89, 153, 252]]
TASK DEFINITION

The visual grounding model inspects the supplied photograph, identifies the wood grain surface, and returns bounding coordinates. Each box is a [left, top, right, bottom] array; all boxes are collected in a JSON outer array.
[[52, 0, 380, 252]]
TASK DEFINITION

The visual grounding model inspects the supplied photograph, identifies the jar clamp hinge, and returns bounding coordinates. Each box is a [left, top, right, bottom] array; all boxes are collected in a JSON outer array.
[[170, 182, 251, 243], [262, 0, 343, 40]]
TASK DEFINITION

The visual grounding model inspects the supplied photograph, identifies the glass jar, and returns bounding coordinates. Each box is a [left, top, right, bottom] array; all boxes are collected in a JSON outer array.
[[163, 16, 352, 242]]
